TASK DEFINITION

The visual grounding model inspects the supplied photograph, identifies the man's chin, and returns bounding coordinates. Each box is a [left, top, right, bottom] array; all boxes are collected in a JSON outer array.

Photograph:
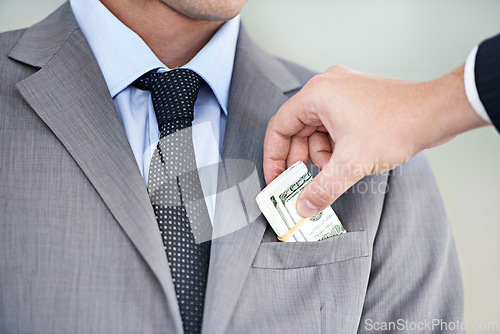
[[160, 0, 246, 22]]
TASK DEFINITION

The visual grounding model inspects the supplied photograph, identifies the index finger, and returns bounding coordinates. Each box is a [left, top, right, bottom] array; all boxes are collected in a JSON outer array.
[[263, 93, 315, 184]]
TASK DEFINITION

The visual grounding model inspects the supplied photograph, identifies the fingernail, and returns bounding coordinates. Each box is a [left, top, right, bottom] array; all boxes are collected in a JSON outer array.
[[298, 199, 320, 217]]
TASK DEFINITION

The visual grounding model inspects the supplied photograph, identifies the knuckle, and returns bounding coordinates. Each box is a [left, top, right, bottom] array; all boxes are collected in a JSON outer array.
[[309, 73, 325, 84], [307, 73, 329, 90], [267, 114, 280, 128], [326, 64, 348, 73], [268, 114, 277, 124], [303, 75, 331, 108], [293, 89, 319, 120]]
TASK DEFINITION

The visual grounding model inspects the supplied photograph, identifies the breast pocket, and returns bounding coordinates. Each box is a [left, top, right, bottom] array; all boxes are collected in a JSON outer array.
[[251, 230, 369, 269]]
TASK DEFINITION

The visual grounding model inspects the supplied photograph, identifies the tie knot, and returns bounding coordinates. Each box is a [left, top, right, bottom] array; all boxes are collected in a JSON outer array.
[[133, 69, 203, 137]]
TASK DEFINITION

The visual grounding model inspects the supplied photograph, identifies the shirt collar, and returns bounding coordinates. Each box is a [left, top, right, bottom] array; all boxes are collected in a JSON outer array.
[[70, 0, 239, 115]]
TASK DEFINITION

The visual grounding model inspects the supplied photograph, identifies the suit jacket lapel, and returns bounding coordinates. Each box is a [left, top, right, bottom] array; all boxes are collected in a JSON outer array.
[[9, 4, 183, 331], [202, 27, 303, 333]]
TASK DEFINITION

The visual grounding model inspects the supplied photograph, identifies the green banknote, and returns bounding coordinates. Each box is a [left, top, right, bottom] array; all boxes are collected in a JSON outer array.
[[256, 161, 346, 242]]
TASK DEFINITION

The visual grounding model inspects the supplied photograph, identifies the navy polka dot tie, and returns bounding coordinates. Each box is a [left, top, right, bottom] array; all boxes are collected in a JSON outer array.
[[134, 69, 212, 334]]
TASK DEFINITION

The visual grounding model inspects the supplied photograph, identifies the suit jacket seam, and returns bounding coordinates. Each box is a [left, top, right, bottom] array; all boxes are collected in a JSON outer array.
[[41, 27, 81, 68]]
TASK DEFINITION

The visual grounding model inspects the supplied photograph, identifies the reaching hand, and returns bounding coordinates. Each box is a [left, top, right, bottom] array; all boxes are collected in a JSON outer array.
[[263, 64, 488, 217]]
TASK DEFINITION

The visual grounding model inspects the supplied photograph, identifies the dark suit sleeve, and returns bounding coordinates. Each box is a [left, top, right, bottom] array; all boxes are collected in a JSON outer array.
[[475, 33, 500, 132]]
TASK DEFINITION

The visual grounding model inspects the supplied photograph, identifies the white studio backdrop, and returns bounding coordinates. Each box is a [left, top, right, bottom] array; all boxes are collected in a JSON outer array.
[[1, 0, 499, 330]]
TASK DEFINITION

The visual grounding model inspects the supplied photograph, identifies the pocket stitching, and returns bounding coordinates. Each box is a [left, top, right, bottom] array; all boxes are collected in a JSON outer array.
[[252, 230, 369, 269], [251, 253, 369, 270]]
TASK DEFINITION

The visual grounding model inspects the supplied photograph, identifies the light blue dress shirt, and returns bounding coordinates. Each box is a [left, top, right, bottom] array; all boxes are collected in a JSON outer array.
[[70, 0, 240, 221]]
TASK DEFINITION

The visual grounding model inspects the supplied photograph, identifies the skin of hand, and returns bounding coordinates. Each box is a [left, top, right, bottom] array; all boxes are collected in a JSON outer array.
[[263, 64, 489, 217]]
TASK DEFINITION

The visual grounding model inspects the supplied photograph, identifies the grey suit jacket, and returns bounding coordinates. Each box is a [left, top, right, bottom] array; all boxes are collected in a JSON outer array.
[[0, 3, 463, 333]]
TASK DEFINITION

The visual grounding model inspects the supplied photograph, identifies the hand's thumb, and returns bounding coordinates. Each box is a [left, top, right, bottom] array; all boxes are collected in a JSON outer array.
[[296, 154, 364, 217]]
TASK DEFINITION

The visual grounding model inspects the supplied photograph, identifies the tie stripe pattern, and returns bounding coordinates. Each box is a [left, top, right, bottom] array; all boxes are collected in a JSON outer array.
[[133, 69, 210, 334]]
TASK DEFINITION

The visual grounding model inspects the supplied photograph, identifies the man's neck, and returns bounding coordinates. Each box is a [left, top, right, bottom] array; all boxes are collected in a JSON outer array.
[[100, 0, 224, 68]]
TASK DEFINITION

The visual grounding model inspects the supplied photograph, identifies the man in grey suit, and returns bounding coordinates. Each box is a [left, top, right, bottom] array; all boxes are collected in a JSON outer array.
[[0, 0, 463, 333]]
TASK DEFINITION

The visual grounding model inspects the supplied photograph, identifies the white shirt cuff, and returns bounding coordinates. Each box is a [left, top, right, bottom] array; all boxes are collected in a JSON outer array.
[[464, 45, 492, 123]]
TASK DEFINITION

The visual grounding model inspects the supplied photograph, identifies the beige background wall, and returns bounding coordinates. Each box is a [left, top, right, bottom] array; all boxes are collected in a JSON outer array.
[[2, 0, 499, 331]]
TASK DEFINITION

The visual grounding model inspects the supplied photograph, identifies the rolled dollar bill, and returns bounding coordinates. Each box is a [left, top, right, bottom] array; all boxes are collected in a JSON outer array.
[[256, 161, 346, 242]]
